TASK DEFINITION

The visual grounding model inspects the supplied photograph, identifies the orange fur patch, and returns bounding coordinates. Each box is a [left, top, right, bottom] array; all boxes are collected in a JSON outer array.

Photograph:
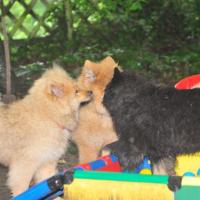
[[73, 56, 120, 163]]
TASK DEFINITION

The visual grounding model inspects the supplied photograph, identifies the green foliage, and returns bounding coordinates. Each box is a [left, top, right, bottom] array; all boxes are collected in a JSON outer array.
[[2, 0, 200, 95]]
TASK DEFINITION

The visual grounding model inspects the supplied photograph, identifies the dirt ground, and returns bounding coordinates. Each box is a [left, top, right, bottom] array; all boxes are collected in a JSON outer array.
[[0, 142, 78, 200], [0, 165, 10, 200]]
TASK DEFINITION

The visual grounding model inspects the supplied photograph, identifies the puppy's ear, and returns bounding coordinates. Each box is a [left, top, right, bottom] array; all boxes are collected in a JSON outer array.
[[102, 56, 116, 65], [82, 60, 97, 82], [83, 68, 96, 82], [84, 60, 92, 67], [49, 83, 65, 97], [112, 67, 122, 83]]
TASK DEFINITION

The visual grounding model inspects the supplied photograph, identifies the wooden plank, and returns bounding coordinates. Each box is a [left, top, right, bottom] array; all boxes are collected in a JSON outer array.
[[29, 9, 51, 38], [9, 0, 38, 37], [3, 0, 15, 15], [1, 0, 57, 39], [20, 0, 51, 33]]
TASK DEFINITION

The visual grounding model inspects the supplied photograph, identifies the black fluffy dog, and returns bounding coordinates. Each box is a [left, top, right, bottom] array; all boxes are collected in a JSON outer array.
[[103, 68, 200, 175]]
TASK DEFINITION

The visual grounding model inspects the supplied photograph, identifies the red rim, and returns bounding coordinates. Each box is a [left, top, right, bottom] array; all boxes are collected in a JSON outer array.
[[175, 74, 200, 89]]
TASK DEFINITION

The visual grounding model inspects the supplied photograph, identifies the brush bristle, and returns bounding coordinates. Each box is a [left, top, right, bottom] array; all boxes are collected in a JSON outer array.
[[64, 179, 173, 200]]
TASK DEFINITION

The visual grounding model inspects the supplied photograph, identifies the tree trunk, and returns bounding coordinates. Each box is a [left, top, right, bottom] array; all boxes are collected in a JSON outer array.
[[1, 1, 16, 103], [64, 0, 73, 42]]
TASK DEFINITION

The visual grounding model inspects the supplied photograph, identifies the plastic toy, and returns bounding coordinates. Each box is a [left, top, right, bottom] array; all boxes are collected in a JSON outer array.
[[12, 154, 151, 200], [175, 74, 200, 176], [175, 74, 200, 90], [64, 170, 200, 200]]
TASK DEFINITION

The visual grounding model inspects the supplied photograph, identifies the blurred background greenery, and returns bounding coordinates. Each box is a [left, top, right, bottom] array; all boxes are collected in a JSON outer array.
[[1, 0, 200, 96]]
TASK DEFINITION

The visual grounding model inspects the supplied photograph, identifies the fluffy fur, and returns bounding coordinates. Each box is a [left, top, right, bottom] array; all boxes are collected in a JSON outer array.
[[0, 65, 92, 196], [103, 68, 200, 175], [72, 57, 118, 163]]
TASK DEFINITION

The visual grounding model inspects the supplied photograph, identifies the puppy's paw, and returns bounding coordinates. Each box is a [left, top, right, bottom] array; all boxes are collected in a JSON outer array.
[[103, 141, 143, 171]]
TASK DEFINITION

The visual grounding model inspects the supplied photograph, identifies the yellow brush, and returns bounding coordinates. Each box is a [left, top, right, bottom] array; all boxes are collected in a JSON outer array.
[[64, 171, 200, 200], [64, 152, 200, 200], [176, 152, 200, 176], [64, 171, 174, 200]]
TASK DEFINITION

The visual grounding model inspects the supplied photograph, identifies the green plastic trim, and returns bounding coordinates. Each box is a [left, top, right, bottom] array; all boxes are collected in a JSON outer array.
[[73, 171, 169, 184], [175, 186, 200, 200]]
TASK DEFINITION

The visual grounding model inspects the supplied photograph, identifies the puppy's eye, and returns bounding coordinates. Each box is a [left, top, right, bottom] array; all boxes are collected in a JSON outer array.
[[75, 89, 79, 94]]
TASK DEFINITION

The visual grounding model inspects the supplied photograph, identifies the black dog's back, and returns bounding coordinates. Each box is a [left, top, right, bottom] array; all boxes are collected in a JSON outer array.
[[103, 69, 200, 160]]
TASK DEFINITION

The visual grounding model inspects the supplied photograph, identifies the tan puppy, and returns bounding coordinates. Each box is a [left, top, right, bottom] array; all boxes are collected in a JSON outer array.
[[72, 56, 119, 163], [0, 65, 92, 196]]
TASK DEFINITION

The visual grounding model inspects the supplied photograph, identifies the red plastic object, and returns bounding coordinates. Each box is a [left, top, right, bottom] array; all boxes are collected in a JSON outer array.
[[175, 74, 200, 90], [73, 155, 122, 172], [97, 155, 121, 172]]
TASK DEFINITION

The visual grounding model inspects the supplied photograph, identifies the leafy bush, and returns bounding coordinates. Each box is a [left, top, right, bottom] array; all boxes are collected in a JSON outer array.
[[1, 0, 200, 96]]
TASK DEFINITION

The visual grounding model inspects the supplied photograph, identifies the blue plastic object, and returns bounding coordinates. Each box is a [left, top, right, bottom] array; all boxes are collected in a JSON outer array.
[[134, 156, 151, 173], [11, 179, 52, 200], [183, 172, 195, 177]]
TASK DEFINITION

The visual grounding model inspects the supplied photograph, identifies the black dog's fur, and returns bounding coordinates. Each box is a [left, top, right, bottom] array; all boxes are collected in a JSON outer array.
[[103, 68, 200, 175]]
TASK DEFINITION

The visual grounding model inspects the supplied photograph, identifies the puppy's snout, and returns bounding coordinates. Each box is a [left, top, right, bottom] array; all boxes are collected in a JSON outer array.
[[87, 90, 93, 97], [79, 90, 93, 107]]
